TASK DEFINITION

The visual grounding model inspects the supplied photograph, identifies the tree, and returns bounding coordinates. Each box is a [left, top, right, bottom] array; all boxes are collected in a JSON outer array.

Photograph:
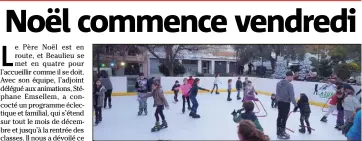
[[93, 44, 142, 73], [93, 44, 105, 73], [328, 45, 348, 65], [304, 45, 337, 74], [318, 59, 333, 78], [133, 45, 208, 76], [233, 45, 256, 67], [159, 61, 185, 76], [334, 62, 360, 81], [282, 45, 305, 62], [309, 57, 318, 69]]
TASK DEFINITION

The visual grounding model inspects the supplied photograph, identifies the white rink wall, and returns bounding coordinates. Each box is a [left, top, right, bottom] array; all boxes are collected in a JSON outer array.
[[160, 77, 360, 105], [110, 76, 360, 106], [110, 76, 128, 92]]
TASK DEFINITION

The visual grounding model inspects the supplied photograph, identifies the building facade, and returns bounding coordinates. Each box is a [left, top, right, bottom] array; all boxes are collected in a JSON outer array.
[[93, 45, 149, 76], [148, 45, 239, 77]]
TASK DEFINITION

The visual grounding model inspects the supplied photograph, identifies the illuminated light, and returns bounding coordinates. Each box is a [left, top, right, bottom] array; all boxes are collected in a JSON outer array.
[[110, 63, 115, 67], [101, 63, 106, 67], [120, 62, 126, 66]]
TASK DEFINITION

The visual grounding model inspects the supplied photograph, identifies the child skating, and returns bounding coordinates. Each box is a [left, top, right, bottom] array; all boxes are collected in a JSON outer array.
[[171, 80, 181, 103], [135, 73, 149, 115], [342, 89, 360, 123], [236, 77, 242, 100], [231, 101, 264, 131], [321, 86, 343, 122], [141, 81, 169, 132], [93, 79, 106, 126], [242, 77, 249, 101], [244, 81, 258, 102], [293, 93, 312, 134], [189, 78, 209, 118], [174, 78, 192, 113], [271, 93, 277, 108], [335, 91, 345, 130], [227, 79, 232, 101], [211, 73, 221, 94]]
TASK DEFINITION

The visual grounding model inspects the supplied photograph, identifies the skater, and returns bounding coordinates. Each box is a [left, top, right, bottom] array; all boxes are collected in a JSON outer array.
[[293, 93, 312, 134], [99, 70, 113, 109], [335, 91, 345, 130], [174, 78, 192, 113], [135, 73, 149, 116], [236, 77, 242, 100], [171, 80, 181, 103], [346, 108, 361, 141], [271, 93, 277, 108], [141, 81, 169, 132], [321, 85, 343, 122], [93, 79, 106, 126], [244, 81, 258, 102], [275, 71, 297, 139], [237, 120, 269, 141], [227, 79, 233, 101], [342, 89, 360, 122], [242, 77, 249, 100], [187, 76, 194, 85], [343, 107, 361, 135], [211, 73, 221, 94], [189, 78, 209, 118], [232, 101, 264, 131]]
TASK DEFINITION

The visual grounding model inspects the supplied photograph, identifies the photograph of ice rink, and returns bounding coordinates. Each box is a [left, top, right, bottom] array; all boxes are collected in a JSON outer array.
[[94, 92, 347, 140]]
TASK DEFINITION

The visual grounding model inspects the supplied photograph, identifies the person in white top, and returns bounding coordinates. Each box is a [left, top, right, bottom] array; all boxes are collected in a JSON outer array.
[[211, 73, 221, 94]]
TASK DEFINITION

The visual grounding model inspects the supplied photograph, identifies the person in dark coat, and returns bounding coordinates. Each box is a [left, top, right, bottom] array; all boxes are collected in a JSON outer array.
[[99, 70, 113, 109], [147, 77, 155, 92], [171, 80, 181, 102], [293, 93, 312, 134], [189, 78, 209, 118], [236, 77, 242, 100], [335, 91, 345, 130], [248, 62, 254, 74], [239, 65, 244, 75]]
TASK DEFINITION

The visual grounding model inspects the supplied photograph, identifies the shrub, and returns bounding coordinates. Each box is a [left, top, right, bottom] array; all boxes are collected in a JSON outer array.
[[334, 63, 358, 81], [318, 60, 333, 78], [158, 62, 186, 76]]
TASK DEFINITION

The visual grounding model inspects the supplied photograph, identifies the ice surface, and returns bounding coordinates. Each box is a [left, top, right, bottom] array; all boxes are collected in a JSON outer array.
[[94, 92, 347, 140]]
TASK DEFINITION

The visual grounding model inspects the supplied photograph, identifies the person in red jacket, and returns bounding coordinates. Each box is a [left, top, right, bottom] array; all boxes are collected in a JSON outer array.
[[321, 85, 343, 122], [187, 76, 194, 85]]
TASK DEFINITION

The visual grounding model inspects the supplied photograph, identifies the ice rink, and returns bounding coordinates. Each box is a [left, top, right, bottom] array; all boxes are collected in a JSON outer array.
[[94, 92, 347, 140]]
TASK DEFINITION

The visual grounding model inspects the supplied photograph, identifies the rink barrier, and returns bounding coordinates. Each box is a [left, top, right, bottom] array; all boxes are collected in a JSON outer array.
[[109, 76, 359, 108], [111, 89, 327, 108]]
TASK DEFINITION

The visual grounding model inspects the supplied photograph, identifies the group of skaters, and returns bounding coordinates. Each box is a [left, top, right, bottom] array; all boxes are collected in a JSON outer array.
[[319, 79, 361, 140], [93, 70, 361, 141], [272, 71, 361, 140], [134, 72, 261, 132], [135, 73, 209, 131]]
